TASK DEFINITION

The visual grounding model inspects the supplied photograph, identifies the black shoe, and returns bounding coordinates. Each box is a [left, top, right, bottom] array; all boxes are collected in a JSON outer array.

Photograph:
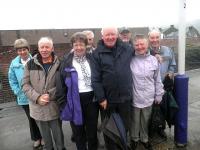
[[158, 130, 167, 139], [141, 142, 153, 150], [130, 141, 138, 150]]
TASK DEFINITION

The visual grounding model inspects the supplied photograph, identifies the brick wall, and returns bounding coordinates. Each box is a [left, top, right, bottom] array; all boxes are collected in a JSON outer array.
[[0, 43, 71, 104]]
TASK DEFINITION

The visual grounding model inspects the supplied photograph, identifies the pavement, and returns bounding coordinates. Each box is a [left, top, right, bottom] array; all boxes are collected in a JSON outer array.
[[0, 69, 200, 150]]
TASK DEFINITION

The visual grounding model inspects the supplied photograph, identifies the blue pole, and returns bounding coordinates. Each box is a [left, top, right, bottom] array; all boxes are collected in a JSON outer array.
[[174, 74, 189, 147]]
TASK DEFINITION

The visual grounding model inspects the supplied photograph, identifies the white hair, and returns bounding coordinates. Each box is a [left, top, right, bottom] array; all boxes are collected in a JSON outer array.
[[101, 27, 118, 36], [38, 37, 53, 47], [148, 27, 161, 37]]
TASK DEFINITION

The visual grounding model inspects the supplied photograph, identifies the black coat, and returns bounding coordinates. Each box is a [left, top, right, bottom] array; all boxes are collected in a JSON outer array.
[[91, 39, 134, 103]]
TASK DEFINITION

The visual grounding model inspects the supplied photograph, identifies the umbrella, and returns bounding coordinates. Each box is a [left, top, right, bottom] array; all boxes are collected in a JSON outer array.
[[100, 112, 128, 150]]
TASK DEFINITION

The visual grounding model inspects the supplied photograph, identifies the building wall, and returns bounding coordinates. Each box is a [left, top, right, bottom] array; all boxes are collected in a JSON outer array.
[[0, 28, 200, 104]]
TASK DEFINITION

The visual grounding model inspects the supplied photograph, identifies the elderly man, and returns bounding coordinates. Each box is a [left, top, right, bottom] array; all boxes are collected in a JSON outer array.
[[148, 28, 176, 81], [119, 27, 133, 47], [91, 27, 133, 149], [148, 28, 176, 139], [83, 30, 95, 53], [22, 37, 66, 150]]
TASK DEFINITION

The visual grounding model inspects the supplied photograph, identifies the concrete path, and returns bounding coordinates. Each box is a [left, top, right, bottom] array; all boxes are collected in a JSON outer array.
[[0, 69, 200, 150]]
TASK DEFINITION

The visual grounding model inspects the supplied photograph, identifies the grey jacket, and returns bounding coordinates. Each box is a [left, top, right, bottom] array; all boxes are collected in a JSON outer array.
[[150, 46, 176, 80], [22, 53, 60, 121]]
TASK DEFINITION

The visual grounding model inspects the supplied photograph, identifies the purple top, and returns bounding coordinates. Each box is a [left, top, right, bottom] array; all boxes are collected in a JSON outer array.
[[130, 52, 164, 108]]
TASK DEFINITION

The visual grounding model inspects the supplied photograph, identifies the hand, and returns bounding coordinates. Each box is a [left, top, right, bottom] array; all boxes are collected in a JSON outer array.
[[154, 99, 161, 105], [100, 100, 107, 110], [167, 73, 174, 79], [154, 100, 161, 105], [37, 94, 49, 106]]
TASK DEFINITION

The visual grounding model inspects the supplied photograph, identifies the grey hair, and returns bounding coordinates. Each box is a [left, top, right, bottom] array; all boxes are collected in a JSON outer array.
[[82, 30, 94, 38], [38, 37, 53, 48], [133, 34, 148, 43]]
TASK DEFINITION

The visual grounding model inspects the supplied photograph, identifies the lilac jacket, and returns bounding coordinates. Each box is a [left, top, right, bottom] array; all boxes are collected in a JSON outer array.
[[60, 67, 83, 125], [130, 52, 164, 108]]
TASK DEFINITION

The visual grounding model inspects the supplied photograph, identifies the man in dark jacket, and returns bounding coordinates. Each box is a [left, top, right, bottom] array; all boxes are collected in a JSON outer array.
[[91, 27, 134, 149]]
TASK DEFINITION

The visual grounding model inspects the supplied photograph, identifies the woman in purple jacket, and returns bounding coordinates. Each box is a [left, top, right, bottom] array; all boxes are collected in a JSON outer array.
[[56, 32, 99, 150]]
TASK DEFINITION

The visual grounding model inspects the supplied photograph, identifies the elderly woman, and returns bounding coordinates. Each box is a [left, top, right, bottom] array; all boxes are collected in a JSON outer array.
[[8, 38, 42, 148], [56, 32, 99, 150], [130, 35, 164, 150]]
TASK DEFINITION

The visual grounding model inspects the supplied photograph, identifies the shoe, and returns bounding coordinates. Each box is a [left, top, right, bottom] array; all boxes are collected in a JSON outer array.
[[33, 140, 41, 148], [141, 142, 153, 150], [158, 130, 167, 139], [130, 141, 138, 150]]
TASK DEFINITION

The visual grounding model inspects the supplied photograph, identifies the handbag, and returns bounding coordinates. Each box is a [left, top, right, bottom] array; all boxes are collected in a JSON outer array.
[[149, 103, 165, 137]]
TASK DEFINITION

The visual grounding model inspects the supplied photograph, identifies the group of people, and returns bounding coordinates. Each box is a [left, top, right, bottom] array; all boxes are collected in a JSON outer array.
[[8, 27, 176, 150]]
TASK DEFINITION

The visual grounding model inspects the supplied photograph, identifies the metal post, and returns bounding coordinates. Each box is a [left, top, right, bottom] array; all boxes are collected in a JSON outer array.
[[174, 75, 189, 147], [174, 0, 189, 147], [178, 0, 186, 75]]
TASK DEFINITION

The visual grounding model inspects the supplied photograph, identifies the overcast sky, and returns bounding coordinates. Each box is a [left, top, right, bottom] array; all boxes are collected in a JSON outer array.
[[0, 0, 199, 30]]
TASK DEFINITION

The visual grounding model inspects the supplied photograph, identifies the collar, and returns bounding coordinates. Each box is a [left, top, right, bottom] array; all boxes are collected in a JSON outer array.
[[97, 39, 121, 53], [135, 49, 150, 56], [21, 57, 31, 66], [150, 46, 161, 54]]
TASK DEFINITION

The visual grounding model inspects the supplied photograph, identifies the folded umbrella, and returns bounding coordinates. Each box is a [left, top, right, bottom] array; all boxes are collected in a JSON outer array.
[[100, 112, 128, 150]]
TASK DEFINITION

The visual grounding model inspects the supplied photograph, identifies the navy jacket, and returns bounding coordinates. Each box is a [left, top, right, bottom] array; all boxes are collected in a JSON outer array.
[[91, 39, 134, 103]]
